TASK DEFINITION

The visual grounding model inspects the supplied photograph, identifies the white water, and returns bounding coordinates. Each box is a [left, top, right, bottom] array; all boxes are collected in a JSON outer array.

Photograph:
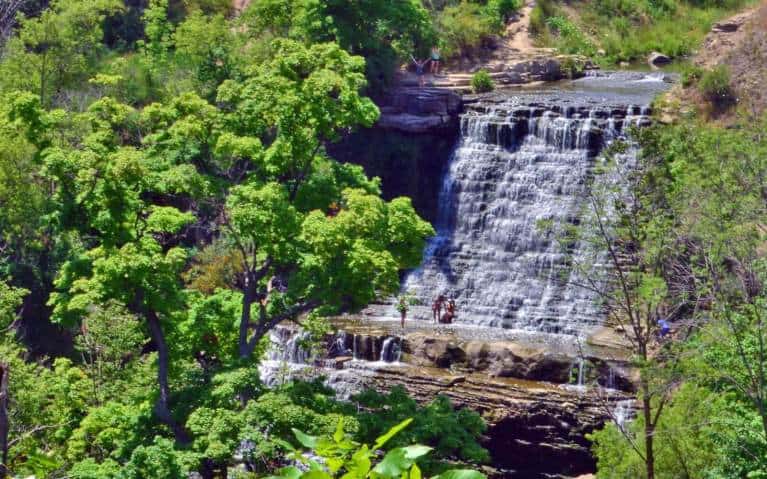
[[401, 98, 652, 335]]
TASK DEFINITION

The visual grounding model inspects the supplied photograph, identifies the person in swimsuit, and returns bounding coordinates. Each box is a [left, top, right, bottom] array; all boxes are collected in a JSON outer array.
[[430, 46, 441, 75], [411, 55, 430, 87]]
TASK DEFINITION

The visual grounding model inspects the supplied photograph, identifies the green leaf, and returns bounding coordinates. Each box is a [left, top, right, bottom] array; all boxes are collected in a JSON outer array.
[[432, 470, 486, 479], [276, 466, 302, 479], [410, 463, 422, 479], [373, 418, 413, 450], [293, 428, 319, 449], [372, 445, 432, 478]]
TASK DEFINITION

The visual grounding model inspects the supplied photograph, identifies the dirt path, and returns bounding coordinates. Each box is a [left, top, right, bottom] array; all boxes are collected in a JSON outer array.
[[497, 2, 540, 62], [397, 1, 557, 91]]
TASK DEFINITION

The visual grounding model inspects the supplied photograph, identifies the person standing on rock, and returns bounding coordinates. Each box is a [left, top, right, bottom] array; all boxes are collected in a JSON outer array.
[[430, 46, 441, 75], [396, 292, 416, 329], [410, 55, 430, 87], [432, 294, 445, 323]]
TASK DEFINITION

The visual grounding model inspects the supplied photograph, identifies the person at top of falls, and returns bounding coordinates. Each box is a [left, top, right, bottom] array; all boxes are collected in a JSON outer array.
[[410, 55, 430, 88], [430, 46, 441, 75]]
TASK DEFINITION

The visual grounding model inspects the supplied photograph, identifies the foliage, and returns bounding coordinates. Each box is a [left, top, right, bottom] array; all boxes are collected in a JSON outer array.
[[353, 387, 490, 473], [698, 65, 733, 105], [587, 113, 767, 478], [545, 16, 596, 57], [0, 1, 441, 476], [590, 383, 733, 478], [470, 70, 494, 93], [533, 0, 748, 65], [679, 64, 704, 88], [241, 0, 435, 91], [436, 2, 498, 58], [0, 0, 123, 107], [270, 418, 486, 479]]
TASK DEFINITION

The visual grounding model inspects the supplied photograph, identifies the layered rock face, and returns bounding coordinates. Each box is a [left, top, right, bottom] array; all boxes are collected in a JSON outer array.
[[261, 322, 635, 478], [376, 87, 463, 134], [328, 88, 462, 223]]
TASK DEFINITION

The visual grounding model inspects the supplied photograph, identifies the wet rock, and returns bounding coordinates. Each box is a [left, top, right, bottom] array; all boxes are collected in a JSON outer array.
[[648, 51, 672, 66], [333, 356, 353, 368]]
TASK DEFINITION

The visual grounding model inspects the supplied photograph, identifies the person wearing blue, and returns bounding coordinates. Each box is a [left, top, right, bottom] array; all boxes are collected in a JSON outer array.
[[658, 318, 671, 338]]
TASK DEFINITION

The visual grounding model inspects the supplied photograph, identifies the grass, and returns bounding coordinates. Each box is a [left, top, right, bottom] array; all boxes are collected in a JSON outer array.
[[533, 0, 752, 65]]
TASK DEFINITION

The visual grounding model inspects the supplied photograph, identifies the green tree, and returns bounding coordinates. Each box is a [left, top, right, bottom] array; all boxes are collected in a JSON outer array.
[[214, 39, 433, 359], [0, 0, 122, 107]]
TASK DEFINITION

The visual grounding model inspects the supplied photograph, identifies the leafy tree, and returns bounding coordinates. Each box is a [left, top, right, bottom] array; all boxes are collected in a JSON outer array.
[[75, 301, 145, 404], [0, 0, 122, 107], [214, 39, 433, 359], [240, 0, 436, 90]]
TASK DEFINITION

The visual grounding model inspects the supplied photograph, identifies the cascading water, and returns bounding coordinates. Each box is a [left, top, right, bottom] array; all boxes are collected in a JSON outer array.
[[379, 337, 402, 363], [401, 83, 657, 336]]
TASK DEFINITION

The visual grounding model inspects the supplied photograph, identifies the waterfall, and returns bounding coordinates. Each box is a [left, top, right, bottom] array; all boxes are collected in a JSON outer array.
[[614, 399, 635, 427], [379, 337, 402, 363], [267, 329, 313, 364], [576, 358, 586, 387], [402, 96, 653, 335]]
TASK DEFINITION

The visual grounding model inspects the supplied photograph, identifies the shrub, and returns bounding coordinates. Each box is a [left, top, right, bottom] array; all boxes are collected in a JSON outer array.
[[483, 0, 522, 27], [561, 56, 585, 79], [546, 16, 596, 56], [273, 418, 487, 479], [471, 70, 494, 93], [680, 64, 704, 87], [529, 0, 557, 35], [699, 65, 733, 105], [437, 2, 498, 58]]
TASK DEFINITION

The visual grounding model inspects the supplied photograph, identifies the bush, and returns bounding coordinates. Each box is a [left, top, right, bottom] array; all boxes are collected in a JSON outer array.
[[680, 64, 704, 87], [561, 56, 585, 79], [699, 65, 733, 104], [437, 2, 498, 58], [546, 16, 596, 56], [471, 70, 494, 93], [529, 0, 557, 35], [483, 0, 522, 27]]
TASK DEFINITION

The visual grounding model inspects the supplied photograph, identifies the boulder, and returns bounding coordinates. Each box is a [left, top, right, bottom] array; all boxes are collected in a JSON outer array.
[[648, 51, 672, 66]]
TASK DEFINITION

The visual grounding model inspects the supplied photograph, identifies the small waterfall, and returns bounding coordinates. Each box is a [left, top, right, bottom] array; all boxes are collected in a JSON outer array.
[[379, 337, 402, 363], [267, 329, 313, 364], [576, 358, 586, 387], [331, 331, 351, 357], [614, 399, 635, 427]]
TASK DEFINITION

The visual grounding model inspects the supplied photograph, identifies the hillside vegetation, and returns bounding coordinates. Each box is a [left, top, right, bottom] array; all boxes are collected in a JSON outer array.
[[531, 0, 753, 64]]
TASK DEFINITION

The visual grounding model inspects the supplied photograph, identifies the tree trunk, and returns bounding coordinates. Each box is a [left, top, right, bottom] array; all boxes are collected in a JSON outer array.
[[146, 310, 190, 444], [0, 363, 9, 478], [642, 387, 655, 479], [238, 289, 254, 360]]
